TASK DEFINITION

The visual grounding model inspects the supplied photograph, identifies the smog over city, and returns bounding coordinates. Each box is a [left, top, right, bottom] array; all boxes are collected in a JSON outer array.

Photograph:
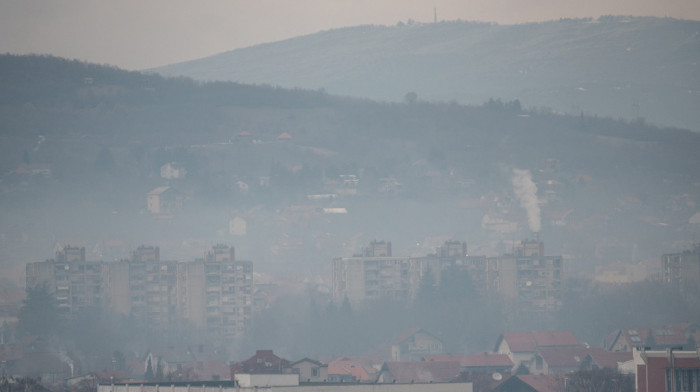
[[1, 1, 700, 391]]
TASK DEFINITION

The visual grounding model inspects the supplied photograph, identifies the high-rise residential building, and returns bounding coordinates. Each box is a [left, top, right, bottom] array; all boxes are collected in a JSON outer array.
[[26, 247, 102, 315], [362, 240, 392, 257], [662, 244, 700, 297], [333, 240, 460, 306], [333, 254, 413, 305], [332, 239, 563, 312], [488, 240, 563, 312], [26, 244, 253, 339], [201, 245, 253, 339]]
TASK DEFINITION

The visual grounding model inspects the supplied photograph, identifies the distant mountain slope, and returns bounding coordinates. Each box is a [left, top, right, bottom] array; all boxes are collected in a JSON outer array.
[[3, 54, 700, 273], [153, 16, 700, 132]]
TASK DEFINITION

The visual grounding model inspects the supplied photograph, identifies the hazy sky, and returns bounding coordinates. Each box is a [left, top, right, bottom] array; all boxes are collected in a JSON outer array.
[[1, 0, 699, 70]]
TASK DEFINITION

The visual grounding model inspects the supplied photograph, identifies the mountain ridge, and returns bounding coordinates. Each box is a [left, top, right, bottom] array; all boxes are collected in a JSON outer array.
[[153, 16, 700, 132]]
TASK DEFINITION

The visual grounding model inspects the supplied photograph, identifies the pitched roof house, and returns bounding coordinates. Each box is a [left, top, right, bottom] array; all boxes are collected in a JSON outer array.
[[375, 361, 461, 384], [604, 323, 699, 352], [391, 328, 444, 361], [230, 350, 290, 377], [425, 353, 513, 374], [494, 331, 583, 370], [288, 358, 328, 383], [580, 350, 633, 372], [529, 347, 596, 375], [326, 356, 381, 383]]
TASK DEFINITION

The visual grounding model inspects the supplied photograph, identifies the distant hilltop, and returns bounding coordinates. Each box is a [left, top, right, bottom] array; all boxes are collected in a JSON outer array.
[[152, 16, 700, 132]]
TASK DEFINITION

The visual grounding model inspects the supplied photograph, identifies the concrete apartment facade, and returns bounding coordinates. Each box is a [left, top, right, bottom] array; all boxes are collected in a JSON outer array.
[[26, 245, 253, 340], [333, 239, 563, 312], [663, 244, 700, 297]]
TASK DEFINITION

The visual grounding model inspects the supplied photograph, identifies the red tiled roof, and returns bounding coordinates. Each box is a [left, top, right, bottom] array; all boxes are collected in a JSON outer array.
[[537, 347, 596, 368], [612, 324, 694, 350], [232, 349, 290, 374], [501, 332, 536, 352], [651, 325, 689, 346], [426, 354, 513, 368], [381, 361, 461, 383], [392, 328, 423, 345], [531, 331, 581, 348], [327, 357, 375, 381], [498, 331, 582, 354], [517, 374, 562, 392]]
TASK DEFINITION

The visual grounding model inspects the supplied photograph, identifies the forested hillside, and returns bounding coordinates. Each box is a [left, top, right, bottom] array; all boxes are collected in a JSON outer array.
[[154, 17, 700, 132], [1, 54, 699, 278]]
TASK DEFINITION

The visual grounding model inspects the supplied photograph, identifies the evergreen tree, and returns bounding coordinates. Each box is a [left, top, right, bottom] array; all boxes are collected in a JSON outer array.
[[416, 268, 437, 305], [145, 357, 154, 380], [155, 357, 164, 381], [17, 285, 63, 338]]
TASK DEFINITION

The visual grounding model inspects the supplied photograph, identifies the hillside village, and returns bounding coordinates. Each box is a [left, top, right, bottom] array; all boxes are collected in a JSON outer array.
[[1, 47, 700, 392]]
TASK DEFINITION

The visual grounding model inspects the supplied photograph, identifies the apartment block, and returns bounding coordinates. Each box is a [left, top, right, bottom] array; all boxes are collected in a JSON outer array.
[[488, 240, 563, 312], [333, 241, 466, 306], [26, 244, 253, 340], [662, 244, 700, 297], [332, 239, 563, 312]]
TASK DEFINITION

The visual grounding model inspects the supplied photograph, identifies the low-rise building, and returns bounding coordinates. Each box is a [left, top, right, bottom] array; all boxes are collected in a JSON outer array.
[[636, 349, 700, 392], [376, 361, 461, 384], [288, 358, 328, 383], [147, 186, 183, 215], [26, 245, 253, 340], [494, 331, 583, 371], [391, 328, 444, 361]]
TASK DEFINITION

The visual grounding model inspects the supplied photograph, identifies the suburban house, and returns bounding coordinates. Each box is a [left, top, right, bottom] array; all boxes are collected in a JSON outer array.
[[391, 328, 444, 361], [230, 350, 291, 377], [326, 356, 382, 383], [288, 358, 328, 383], [375, 361, 461, 384], [146, 186, 183, 215], [580, 350, 633, 372], [529, 347, 599, 375], [425, 353, 513, 376], [604, 323, 699, 352], [494, 331, 583, 371]]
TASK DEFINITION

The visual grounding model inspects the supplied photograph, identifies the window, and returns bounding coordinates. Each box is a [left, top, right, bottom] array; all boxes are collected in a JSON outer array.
[[312, 368, 319, 377], [674, 369, 696, 392]]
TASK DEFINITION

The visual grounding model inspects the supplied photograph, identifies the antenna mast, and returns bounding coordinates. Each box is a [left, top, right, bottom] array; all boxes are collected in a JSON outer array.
[[434, 7, 437, 23]]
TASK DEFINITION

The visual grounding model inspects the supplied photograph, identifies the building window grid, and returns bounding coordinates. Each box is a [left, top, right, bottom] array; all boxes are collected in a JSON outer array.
[[668, 369, 699, 392]]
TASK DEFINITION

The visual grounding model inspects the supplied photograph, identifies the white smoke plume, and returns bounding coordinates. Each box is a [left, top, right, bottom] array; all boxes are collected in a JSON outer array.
[[512, 168, 541, 233]]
